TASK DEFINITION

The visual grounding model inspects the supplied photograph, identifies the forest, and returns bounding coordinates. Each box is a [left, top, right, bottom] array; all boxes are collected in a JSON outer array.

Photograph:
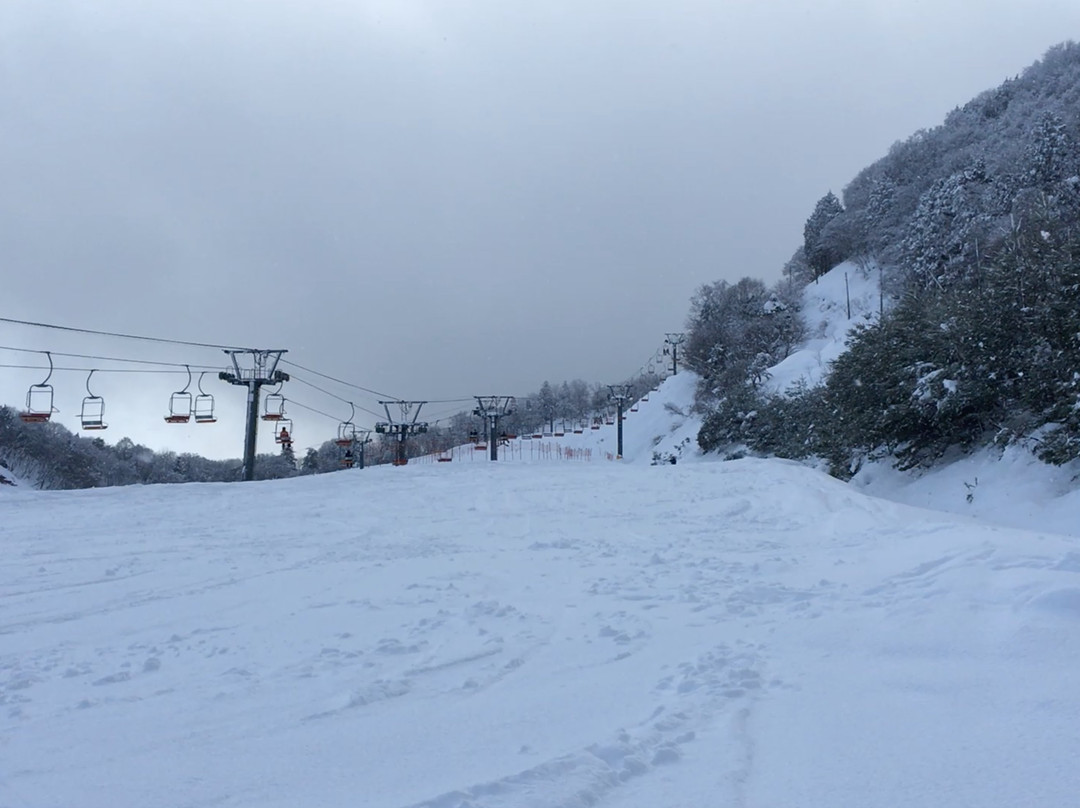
[[690, 42, 1080, 477]]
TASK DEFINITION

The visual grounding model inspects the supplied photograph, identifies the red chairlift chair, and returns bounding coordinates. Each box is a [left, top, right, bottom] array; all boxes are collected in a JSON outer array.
[[336, 404, 357, 447], [20, 351, 56, 423], [275, 419, 294, 446], [262, 389, 286, 421]]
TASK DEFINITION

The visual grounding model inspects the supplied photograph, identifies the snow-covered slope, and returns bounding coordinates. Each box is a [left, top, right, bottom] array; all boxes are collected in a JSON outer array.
[[766, 260, 880, 394], [3, 459, 1080, 808]]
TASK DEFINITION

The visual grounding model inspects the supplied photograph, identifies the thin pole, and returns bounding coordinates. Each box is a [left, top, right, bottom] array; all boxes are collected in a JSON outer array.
[[616, 399, 624, 459]]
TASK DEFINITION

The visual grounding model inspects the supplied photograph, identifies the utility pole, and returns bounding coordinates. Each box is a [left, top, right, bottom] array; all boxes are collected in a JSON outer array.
[[473, 396, 516, 461], [375, 401, 429, 466], [219, 349, 289, 482], [664, 333, 686, 376], [608, 384, 632, 460]]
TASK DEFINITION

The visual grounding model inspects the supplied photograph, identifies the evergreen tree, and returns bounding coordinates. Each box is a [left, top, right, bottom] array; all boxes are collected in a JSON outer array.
[[803, 192, 847, 278]]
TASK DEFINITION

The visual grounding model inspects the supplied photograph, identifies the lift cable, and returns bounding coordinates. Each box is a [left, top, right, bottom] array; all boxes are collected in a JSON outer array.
[[278, 358, 398, 401], [0, 315, 252, 352], [0, 362, 202, 375], [282, 397, 347, 423], [287, 374, 385, 421], [0, 344, 219, 371]]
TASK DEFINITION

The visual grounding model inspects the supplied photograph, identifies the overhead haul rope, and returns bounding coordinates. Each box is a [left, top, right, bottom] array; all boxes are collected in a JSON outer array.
[[0, 315, 252, 351]]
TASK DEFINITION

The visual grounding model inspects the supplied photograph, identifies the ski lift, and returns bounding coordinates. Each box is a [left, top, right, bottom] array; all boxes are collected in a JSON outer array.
[[275, 419, 294, 446], [165, 365, 193, 424], [80, 369, 108, 431], [20, 351, 56, 423], [193, 372, 217, 424], [262, 386, 286, 421], [336, 403, 357, 447]]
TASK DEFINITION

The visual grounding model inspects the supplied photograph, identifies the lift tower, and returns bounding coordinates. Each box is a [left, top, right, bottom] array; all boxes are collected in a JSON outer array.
[[219, 349, 289, 481], [664, 333, 686, 376], [608, 384, 633, 460], [375, 401, 429, 466], [473, 396, 516, 461]]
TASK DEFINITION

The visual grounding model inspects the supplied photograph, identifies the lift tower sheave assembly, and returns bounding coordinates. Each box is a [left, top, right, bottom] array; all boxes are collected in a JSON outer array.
[[375, 400, 429, 466], [473, 396, 516, 461], [219, 349, 289, 482], [608, 384, 633, 460]]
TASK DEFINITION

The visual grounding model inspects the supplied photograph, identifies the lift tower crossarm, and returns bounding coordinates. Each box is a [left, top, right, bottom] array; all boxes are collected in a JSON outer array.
[[374, 400, 429, 465]]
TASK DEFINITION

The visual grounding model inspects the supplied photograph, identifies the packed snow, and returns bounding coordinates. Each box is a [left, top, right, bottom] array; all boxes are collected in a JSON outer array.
[[4, 262, 1080, 807]]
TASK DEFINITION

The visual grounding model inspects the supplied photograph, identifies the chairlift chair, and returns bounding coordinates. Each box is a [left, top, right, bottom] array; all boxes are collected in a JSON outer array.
[[275, 419, 294, 446], [165, 365, 193, 424], [335, 403, 357, 447], [336, 423, 357, 447], [262, 390, 286, 421], [20, 351, 56, 423], [80, 370, 108, 431], [193, 372, 217, 424]]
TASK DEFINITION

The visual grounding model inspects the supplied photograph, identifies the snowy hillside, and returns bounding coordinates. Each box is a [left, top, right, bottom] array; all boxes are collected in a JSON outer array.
[[765, 260, 881, 394], [4, 458, 1080, 807]]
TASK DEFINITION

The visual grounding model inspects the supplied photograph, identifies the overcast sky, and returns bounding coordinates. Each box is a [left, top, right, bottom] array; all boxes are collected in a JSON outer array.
[[2, 1, 1079, 460]]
